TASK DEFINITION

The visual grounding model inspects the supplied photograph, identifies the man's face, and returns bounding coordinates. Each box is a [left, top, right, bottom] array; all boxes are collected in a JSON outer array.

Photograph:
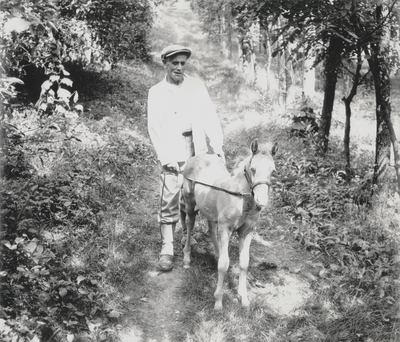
[[164, 54, 188, 85]]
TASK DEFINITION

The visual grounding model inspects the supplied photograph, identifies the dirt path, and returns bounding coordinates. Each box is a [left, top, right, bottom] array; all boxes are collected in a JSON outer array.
[[119, 267, 187, 342], [117, 212, 318, 342]]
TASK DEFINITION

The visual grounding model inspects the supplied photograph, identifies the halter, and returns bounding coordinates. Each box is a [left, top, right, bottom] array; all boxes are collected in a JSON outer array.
[[243, 154, 271, 194]]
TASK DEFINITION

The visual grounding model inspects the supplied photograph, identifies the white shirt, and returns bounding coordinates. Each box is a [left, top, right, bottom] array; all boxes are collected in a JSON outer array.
[[148, 74, 223, 165]]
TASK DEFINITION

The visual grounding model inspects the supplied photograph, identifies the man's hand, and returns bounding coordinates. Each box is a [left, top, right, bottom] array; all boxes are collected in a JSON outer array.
[[216, 152, 226, 165], [164, 161, 180, 172]]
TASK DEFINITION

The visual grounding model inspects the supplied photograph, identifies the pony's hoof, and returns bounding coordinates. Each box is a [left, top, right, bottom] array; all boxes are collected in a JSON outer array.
[[241, 302, 250, 309], [214, 302, 223, 311], [183, 262, 191, 269]]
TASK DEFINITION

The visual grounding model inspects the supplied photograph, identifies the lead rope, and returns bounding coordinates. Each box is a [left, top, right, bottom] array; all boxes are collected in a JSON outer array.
[[183, 175, 252, 197]]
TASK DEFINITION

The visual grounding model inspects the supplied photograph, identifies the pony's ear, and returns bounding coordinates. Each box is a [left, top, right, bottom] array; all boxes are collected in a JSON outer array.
[[250, 139, 258, 154], [271, 141, 278, 156]]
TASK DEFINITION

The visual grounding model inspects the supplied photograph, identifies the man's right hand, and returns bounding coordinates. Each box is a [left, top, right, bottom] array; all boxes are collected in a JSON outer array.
[[164, 162, 179, 172]]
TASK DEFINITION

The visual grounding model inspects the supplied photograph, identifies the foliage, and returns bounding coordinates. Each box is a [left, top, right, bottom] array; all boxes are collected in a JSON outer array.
[[272, 126, 399, 339], [59, 0, 154, 63], [0, 91, 156, 340], [0, 0, 155, 107], [190, 0, 225, 42]]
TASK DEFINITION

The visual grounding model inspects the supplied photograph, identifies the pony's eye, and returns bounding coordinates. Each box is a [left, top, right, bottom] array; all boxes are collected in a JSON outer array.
[[250, 167, 256, 174]]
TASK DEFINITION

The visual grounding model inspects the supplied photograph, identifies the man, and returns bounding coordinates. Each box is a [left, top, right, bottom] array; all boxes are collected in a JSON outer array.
[[147, 44, 225, 272]]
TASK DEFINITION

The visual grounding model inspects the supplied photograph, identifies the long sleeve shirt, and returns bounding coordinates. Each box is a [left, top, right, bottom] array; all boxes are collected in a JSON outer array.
[[147, 74, 223, 166]]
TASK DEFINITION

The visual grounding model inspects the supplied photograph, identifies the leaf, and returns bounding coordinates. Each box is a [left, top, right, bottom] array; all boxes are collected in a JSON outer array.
[[48, 123, 60, 130], [309, 208, 326, 216], [86, 318, 102, 333], [108, 310, 121, 318], [30, 335, 40, 342], [3, 77, 24, 85], [58, 88, 71, 101], [78, 288, 87, 295], [49, 75, 60, 83], [330, 264, 340, 271], [55, 105, 67, 113], [35, 244, 44, 255], [77, 275, 86, 285], [319, 268, 330, 278], [25, 241, 37, 253], [15, 237, 25, 244], [297, 207, 308, 216], [60, 78, 73, 87], [73, 91, 79, 103], [1, 240, 11, 249], [47, 21, 57, 31], [41, 80, 53, 91], [59, 288, 67, 297]]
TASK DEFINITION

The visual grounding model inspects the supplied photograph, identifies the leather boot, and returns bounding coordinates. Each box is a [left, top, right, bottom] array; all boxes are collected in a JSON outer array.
[[158, 223, 176, 271]]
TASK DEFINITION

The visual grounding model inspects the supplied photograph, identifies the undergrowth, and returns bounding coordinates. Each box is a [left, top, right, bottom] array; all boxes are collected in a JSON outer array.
[[273, 130, 399, 341], [0, 89, 156, 341]]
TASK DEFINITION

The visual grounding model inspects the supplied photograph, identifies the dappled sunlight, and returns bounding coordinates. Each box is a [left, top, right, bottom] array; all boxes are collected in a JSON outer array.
[[118, 326, 145, 342], [67, 255, 86, 269], [187, 319, 230, 342], [150, 0, 207, 53], [251, 270, 312, 316]]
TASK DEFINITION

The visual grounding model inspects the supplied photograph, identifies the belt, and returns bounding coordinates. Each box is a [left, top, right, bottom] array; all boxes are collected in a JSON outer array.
[[182, 131, 192, 137]]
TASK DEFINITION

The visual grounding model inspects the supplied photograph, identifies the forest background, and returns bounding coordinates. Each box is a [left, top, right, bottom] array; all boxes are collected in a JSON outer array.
[[1, 0, 400, 341]]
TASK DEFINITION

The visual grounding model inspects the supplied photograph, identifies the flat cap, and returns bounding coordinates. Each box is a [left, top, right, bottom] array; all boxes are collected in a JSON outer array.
[[161, 45, 191, 60]]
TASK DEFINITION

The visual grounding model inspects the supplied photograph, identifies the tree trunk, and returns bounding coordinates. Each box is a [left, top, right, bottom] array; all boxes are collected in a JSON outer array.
[[342, 49, 364, 181], [221, 4, 227, 56], [277, 17, 286, 106], [303, 56, 315, 98], [220, 1, 232, 59], [318, 36, 343, 154], [226, 2, 233, 59], [343, 99, 351, 179], [262, 23, 275, 100], [366, 5, 400, 193]]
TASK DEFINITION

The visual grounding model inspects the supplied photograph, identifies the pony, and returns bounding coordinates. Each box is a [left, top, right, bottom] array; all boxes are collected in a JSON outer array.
[[180, 139, 277, 310]]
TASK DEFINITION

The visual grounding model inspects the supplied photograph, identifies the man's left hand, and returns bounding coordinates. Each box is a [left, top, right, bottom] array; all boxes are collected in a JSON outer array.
[[216, 152, 226, 165]]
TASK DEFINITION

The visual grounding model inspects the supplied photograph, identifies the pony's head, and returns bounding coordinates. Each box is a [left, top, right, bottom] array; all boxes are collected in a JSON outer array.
[[244, 139, 277, 208]]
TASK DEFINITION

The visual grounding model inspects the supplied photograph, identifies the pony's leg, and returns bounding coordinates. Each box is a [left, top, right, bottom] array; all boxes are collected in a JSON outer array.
[[209, 220, 219, 261], [238, 230, 253, 308], [182, 206, 196, 268], [214, 226, 231, 310]]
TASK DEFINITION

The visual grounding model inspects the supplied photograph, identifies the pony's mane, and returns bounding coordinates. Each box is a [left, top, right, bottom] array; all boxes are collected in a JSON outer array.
[[231, 158, 247, 176]]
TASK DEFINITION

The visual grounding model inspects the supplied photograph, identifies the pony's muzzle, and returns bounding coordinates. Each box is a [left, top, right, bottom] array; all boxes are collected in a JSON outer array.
[[253, 184, 269, 208]]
